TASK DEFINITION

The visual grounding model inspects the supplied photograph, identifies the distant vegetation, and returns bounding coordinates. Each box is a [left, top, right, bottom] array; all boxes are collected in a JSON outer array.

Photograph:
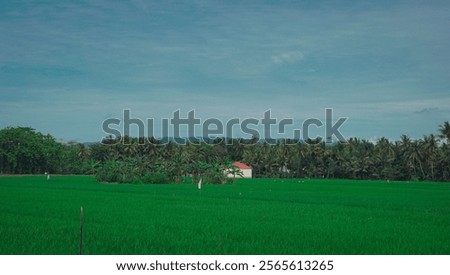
[[0, 122, 449, 182]]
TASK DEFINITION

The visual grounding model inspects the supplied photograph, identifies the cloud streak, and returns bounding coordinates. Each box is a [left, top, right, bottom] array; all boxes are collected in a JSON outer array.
[[272, 52, 304, 64]]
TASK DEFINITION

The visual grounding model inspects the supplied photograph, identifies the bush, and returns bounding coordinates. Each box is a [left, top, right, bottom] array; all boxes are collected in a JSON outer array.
[[131, 178, 142, 185], [94, 160, 140, 184], [141, 172, 169, 184], [94, 160, 171, 184]]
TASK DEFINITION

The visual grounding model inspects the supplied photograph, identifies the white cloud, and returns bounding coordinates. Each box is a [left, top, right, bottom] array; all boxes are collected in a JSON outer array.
[[271, 51, 304, 64]]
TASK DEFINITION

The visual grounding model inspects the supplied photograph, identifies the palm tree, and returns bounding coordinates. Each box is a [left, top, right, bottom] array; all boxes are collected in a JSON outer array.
[[421, 134, 439, 180], [374, 137, 396, 180], [438, 121, 450, 143], [226, 162, 243, 184], [397, 135, 415, 180]]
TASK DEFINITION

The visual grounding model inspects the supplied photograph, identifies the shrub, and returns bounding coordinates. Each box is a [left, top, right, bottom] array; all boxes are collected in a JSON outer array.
[[94, 160, 140, 184], [141, 172, 169, 184]]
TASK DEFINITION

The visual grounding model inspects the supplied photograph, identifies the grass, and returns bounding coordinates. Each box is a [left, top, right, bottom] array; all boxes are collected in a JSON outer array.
[[0, 176, 449, 255]]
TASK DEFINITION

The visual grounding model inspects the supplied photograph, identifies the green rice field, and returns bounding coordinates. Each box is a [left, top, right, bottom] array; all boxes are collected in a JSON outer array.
[[0, 176, 449, 255]]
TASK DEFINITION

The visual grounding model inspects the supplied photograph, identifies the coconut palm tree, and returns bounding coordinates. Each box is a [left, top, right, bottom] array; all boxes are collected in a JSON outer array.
[[421, 134, 439, 180], [438, 121, 450, 143], [374, 137, 396, 180]]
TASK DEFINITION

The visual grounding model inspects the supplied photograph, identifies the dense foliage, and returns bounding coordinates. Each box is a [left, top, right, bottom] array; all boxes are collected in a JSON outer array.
[[0, 122, 449, 182], [0, 127, 94, 175]]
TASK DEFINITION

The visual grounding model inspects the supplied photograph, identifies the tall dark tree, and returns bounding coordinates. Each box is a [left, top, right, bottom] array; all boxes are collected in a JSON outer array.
[[438, 121, 450, 143]]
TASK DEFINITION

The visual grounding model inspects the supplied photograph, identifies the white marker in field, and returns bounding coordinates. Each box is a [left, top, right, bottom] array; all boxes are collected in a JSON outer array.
[[198, 178, 202, 190]]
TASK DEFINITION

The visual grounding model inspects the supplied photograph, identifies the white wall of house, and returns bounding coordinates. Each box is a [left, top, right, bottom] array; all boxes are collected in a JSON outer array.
[[226, 168, 252, 178], [240, 168, 252, 178]]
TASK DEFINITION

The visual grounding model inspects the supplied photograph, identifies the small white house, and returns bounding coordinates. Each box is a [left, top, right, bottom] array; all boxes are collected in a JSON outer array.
[[227, 161, 253, 178]]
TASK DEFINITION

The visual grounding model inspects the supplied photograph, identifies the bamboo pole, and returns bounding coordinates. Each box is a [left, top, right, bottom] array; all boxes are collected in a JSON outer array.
[[79, 206, 84, 255]]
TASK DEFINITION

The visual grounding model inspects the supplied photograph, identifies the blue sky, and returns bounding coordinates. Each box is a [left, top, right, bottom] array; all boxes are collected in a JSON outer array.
[[1, 0, 449, 142]]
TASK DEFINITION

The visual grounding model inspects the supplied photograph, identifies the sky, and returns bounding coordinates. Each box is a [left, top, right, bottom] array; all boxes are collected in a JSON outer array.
[[1, 0, 449, 142]]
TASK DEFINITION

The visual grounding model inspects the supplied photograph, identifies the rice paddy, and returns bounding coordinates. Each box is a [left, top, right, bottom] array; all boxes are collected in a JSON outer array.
[[0, 176, 449, 255]]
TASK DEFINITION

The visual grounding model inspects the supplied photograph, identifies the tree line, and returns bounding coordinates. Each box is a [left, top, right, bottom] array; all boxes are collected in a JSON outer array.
[[0, 122, 449, 182]]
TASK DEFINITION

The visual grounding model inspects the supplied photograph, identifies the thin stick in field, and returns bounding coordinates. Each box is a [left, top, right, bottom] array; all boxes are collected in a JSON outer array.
[[79, 206, 83, 255]]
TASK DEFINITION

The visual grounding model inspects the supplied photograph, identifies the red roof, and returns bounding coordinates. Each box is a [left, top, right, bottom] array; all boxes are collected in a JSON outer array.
[[233, 161, 252, 170]]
